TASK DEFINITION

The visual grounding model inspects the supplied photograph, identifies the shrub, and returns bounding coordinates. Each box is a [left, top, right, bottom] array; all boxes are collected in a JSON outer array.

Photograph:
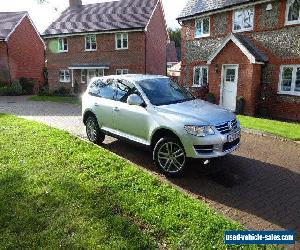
[[53, 87, 71, 97], [10, 80, 23, 95], [206, 92, 216, 104], [0, 81, 23, 96], [0, 81, 7, 88], [19, 77, 35, 95], [38, 85, 52, 96], [236, 96, 245, 115], [0, 86, 9, 96]]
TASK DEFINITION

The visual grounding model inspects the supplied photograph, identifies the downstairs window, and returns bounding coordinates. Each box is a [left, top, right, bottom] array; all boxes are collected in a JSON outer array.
[[193, 66, 208, 87], [279, 65, 300, 96], [59, 70, 70, 83]]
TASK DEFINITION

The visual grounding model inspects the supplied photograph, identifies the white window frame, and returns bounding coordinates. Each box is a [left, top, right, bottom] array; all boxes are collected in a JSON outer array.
[[85, 34, 97, 51], [192, 66, 209, 87], [58, 38, 68, 52], [59, 70, 71, 83], [285, 0, 300, 25], [232, 7, 255, 32], [278, 65, 300, 96], [195, 17, 210, 38], [115, 33, 128, 50], [116, 69, 129, 75]]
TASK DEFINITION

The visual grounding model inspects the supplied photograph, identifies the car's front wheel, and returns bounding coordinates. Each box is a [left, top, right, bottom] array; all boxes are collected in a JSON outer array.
[[153, 137, 187, 177], [86, 115, 105, 144]]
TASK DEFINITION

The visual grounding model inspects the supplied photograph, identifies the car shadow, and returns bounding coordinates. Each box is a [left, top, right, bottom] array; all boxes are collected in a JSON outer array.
[[102, 138, 300, 238]]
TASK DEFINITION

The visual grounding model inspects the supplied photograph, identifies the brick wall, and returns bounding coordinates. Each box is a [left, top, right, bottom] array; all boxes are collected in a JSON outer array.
[[7, 16, 45, 87], [0, 42, 10, 83], [146, 0, 168, 75], [180, 0, 300, 121]]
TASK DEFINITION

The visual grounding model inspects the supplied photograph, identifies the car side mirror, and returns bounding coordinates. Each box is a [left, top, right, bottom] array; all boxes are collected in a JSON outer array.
[[127, 94, 144, 106]]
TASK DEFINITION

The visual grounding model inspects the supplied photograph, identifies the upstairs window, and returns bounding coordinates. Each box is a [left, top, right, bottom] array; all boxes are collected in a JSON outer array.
[[85, 35, 97, 51], [116, 69, 129, 75], [279, 65, 300, 96], [195, 17, 210, 38], [59, 70, 70, 83], [115, 33, 128, 49], [193, 66, 208, 87], [58, 38, 68, 52], [233, 8, 254, 32], [286, 0, 300, 25]]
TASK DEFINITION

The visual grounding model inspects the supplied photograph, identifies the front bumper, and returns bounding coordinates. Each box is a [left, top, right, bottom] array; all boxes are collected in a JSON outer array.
[[181, 129, 241, 159]]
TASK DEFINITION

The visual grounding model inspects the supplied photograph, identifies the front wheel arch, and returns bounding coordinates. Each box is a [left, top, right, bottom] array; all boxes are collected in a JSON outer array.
[[150, 128, 183, 150], [83, 110, 97, 125]]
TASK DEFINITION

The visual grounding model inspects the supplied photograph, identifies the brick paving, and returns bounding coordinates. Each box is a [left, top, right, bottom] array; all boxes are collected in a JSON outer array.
[[1, 96, 299, 247]]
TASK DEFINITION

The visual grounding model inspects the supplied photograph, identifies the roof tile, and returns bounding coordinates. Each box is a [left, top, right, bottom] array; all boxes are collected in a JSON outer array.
[[0, 11, 27, 40], [43, 0, 158, 36], [178, 0, 257, 19]]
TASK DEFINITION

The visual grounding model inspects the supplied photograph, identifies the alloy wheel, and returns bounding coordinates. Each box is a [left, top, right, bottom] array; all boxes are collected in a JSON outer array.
[[157, 141, 186, 174]]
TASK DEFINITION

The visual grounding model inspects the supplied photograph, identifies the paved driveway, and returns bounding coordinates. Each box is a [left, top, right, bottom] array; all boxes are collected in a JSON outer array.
[[1, 96, 300, 243]]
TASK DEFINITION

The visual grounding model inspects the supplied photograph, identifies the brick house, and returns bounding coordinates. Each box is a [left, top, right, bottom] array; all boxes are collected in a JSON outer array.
[[0, 12, 45, 87], [43, 0, 168, 92], [177, 0, 300, 121]]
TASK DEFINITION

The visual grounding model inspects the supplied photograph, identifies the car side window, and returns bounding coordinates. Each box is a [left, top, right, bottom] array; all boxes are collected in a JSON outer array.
[[114, 79, 139, 103], [89, 79, 116, 100]]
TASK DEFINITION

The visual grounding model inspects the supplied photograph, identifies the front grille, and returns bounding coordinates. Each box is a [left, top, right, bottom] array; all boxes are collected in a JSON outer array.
[[215, 119, 238, 135], [194, 145, 213, 154], [223, 138, 240, 152]]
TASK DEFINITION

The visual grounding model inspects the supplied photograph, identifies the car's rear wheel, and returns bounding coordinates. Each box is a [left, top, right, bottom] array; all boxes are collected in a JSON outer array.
[[153, 137, 186, 177], [86, 115, 105, 144]]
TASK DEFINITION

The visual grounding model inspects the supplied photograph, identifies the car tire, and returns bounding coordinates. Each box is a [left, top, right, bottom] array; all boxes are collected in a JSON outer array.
[[153, 137, 187, 177], [86, 115, 105, 144]]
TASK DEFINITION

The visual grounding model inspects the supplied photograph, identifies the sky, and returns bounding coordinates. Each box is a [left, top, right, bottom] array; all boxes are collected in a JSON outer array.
[[0, 0, 188, 32]]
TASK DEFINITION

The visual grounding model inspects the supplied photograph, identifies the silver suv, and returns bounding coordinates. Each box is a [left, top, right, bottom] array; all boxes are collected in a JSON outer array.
[[82, 75, 241, 176]]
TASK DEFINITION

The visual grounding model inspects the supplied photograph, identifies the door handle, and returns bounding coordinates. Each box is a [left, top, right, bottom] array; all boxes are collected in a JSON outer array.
[[113, 107, 120, 112]]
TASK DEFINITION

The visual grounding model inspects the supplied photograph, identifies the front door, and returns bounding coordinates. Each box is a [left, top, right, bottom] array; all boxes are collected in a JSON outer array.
[[221, 65, 238, 111]]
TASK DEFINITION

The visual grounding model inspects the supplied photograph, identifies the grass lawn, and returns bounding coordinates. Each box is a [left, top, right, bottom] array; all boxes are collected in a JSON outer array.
[[238, 115, 300, 141], [29, 95, 81, 105], [0, 114, 272, 249]]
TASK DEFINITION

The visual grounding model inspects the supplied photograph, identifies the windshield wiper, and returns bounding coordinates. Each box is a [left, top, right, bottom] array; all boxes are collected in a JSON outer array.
[[158, 98, 194, 106]]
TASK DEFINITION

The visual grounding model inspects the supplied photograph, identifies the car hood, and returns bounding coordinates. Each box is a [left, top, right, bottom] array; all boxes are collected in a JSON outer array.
[[155, 99, 236, 125]]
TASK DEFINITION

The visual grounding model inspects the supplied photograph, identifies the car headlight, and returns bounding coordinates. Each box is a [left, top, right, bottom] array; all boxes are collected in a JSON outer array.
[[184, 125, 215, 137]]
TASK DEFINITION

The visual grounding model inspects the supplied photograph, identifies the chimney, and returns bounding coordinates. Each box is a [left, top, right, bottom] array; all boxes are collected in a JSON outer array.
[[69, 0, 82, 7]]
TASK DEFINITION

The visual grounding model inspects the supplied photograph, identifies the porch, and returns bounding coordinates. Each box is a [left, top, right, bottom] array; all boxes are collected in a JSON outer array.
[[207, 34, 268, 115], [69, 63, 109, 92]]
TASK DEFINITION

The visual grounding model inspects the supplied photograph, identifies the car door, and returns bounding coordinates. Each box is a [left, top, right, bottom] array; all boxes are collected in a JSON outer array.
[[89, 78, 116, 129], [112, 79, 151, 142]]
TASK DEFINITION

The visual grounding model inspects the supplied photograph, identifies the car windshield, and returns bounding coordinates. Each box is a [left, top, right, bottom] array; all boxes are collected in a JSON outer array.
[[137, 78, 195, 106]]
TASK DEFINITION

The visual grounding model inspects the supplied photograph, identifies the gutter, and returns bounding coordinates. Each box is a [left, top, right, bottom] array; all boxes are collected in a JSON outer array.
[[42, 28, 145, 39]]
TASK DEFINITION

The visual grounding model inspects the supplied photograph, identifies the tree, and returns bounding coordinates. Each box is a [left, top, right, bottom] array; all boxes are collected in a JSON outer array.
[[168, 28, 181, 48], [37, 0, 58, 11]]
